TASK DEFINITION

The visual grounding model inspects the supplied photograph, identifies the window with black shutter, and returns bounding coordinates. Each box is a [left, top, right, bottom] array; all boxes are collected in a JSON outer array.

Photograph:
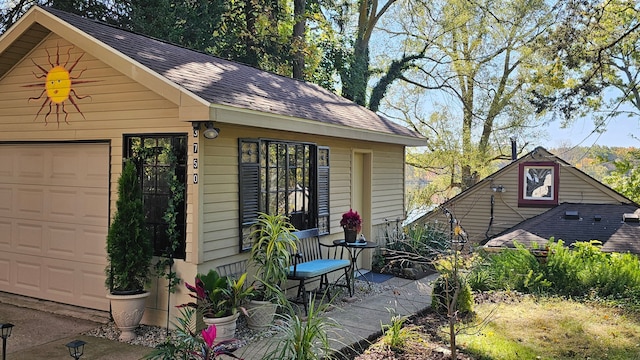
[[124, 134, 188, 259], [239, 139, 329, 251]]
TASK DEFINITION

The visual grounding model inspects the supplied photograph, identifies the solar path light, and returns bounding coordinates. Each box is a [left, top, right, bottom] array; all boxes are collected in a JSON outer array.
[[65, 339, 86, 360], [0, 323, 14, 360]]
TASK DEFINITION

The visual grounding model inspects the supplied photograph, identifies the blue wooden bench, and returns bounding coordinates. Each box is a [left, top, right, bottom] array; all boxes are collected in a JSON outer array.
[[288, 228, 352, 314]]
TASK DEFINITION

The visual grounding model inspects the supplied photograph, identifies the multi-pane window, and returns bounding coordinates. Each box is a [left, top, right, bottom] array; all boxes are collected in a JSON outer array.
[[239, 139, 329, 251], [124, 134, 188, 259]]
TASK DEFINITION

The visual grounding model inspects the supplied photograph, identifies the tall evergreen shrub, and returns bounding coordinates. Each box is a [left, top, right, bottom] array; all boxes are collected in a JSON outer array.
[[105, 160, 153, 293]]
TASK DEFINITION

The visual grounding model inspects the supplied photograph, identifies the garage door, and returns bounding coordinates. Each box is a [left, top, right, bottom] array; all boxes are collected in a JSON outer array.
[[0, 143, 110, 310]]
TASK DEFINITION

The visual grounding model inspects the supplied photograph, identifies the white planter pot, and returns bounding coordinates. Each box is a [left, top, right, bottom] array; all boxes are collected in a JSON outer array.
[[245, 300, 277, 329], [106, 291, 149, 341], [203, 312, 240, 341]]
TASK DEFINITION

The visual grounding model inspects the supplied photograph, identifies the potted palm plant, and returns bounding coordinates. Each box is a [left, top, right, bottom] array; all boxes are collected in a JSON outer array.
[[246, 212, 298, 329], [105, 159, 153, 341]]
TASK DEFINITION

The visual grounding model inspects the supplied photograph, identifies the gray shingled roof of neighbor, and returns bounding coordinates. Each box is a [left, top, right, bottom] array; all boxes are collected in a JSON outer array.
[[484, 203, 640, 254], [40, 7, 423, 142]]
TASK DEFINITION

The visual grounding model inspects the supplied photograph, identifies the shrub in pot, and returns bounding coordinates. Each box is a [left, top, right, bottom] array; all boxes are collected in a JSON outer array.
[[105, 159, 153, 341], [246, 212, 298, 328]]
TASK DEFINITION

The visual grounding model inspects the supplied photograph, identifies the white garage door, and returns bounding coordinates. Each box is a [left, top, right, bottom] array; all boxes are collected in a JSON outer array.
[[0, 143, 110, 310]]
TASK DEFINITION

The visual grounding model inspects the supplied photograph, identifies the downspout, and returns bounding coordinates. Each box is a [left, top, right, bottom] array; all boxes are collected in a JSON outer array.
[[484, 194, 495, 240]]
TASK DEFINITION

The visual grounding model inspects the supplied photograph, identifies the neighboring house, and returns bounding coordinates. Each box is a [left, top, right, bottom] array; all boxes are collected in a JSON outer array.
[[484, 203, 640, 254], [0, 7, 424, 326], [413, 147, 634, 246]]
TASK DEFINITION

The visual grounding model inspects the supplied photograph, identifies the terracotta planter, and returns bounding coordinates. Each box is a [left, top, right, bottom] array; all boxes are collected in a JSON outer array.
[[344, 228, 358, 243], [203, 312, 240, 341], [106, 291, 149, 341], [245, 300, 277, 329]]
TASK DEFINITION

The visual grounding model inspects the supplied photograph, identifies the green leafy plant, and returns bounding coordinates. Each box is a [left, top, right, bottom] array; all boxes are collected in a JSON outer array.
[[378, 312, 425, 353], [546, 239, 640, 298], [472, 242, 549, 294], [263, 296, 338, 360], [145, 307, 242, 359], [181, 270, 254, 318], [105, 159, 153, 293], [431, 272, 474, 316], [474, 239, 640, 305], [249, 212, 298, 303]]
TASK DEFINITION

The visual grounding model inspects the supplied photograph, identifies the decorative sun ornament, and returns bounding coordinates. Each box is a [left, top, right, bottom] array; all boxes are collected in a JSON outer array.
[[24, 45, 96, 126]]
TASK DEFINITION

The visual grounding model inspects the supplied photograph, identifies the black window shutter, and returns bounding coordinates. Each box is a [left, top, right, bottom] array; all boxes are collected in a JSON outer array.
[[317, 147, 330, 234], [239, 139, 260, 250]]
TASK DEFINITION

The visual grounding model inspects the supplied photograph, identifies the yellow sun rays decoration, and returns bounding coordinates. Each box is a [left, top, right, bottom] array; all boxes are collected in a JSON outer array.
[[24, 44, 97, 126]]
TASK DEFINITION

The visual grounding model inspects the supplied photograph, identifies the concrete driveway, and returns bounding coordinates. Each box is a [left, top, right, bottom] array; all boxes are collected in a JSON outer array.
[[0, 293, 152, 360]]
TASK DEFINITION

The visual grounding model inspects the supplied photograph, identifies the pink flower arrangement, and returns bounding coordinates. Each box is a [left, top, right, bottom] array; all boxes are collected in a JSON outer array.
[[340, 209, 362, 232]]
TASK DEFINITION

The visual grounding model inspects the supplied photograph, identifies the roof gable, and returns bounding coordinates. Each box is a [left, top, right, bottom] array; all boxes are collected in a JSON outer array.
[[0, 6, 424, 145], [415, 146, 633, 223]]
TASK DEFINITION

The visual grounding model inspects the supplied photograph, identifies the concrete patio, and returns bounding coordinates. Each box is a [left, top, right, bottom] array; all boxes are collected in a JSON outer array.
[[0, 274, 435, 359]]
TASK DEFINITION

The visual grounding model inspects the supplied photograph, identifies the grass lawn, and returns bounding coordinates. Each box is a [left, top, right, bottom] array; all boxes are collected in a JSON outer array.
[[456, 296, 640, 360]]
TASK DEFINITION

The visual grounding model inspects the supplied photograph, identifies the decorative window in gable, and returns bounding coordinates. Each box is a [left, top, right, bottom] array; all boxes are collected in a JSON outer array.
[[239, 139, 329, 251], [518, 162, 559, 207]]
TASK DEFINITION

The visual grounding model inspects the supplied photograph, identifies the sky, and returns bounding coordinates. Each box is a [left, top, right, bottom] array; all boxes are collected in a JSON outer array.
[[542, 115, 639, 149]]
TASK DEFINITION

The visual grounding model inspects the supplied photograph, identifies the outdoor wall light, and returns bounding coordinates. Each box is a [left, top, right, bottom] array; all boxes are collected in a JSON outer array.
[[192, 121, 220, 139], [65, 339, 86, 360], [491, 184, 505, 193], [1, 323, 14, 360]]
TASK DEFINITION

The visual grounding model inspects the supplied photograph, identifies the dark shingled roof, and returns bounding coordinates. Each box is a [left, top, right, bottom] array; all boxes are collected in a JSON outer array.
[[41, 7, 422, 140], [485, 203, 640, 254]]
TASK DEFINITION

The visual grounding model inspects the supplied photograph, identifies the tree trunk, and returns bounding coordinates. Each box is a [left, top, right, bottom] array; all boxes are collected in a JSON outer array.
[[342, 40, 369, 106], [242, 0, 259, 67], [340, 0, 397, 107], [292, 0, 306, 80]]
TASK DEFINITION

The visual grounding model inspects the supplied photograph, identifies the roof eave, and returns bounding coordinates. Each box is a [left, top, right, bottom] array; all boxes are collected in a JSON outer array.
[[211, 105, 427, 146]]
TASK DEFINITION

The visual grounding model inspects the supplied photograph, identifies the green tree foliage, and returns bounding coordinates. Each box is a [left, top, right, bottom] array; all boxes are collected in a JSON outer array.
[[390, 0, 557, 202], [0, 1, 336, 85], [530, 0, 640, 127], [0, 0, 120, 31], [118, 0, 293, 72], [119, 0, 224, 53], [601, 148, 640, 203], [328, 0, 399, 106]]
